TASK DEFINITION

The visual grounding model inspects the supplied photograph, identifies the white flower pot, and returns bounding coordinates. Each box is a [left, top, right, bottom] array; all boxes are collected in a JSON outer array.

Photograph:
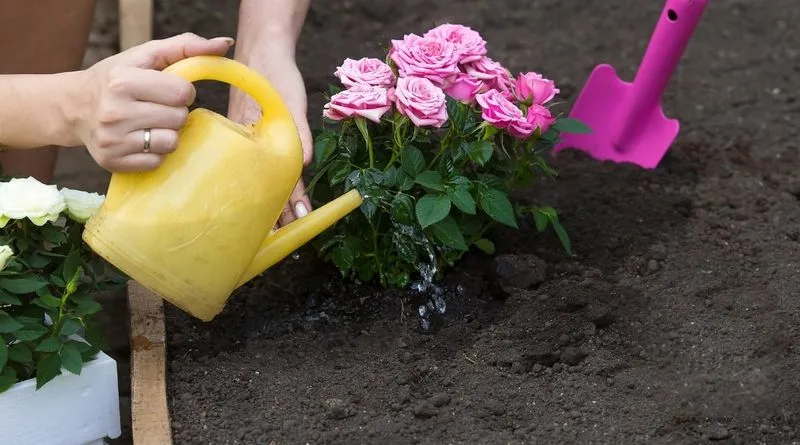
[[0, 350, 121, 445]]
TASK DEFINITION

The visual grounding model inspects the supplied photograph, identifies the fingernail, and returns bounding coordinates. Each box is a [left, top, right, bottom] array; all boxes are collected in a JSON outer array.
[[217, 37, 235, 46], [294, 202, 308, 218]]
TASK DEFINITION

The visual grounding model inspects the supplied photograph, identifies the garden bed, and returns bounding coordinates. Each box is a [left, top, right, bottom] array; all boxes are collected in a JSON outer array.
[[156, 0, 800, 443]]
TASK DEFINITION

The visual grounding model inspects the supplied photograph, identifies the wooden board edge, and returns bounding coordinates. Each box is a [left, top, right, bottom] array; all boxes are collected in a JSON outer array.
[[128, 281, 173, 445], [118, 0, 154, 51]]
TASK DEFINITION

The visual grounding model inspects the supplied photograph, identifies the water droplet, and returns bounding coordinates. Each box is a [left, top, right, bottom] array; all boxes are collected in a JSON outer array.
[[419, 317, 431, 332], [291, 252, 301, 260], [434, 294, 446, 314]]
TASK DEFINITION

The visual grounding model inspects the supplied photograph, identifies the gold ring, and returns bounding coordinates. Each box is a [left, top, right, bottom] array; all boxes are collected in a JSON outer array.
[[143, 129, 151, 153]]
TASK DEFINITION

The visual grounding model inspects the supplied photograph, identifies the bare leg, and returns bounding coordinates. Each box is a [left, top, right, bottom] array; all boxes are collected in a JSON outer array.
[[0, 0, 97, 182]]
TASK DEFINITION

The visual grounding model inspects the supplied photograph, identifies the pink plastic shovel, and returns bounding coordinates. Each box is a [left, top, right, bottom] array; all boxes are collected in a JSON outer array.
[[553, 0, 709, 169]]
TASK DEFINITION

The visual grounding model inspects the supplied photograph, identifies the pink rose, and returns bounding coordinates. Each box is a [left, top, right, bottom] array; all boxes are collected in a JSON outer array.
[[393, 76, 448, 128], [389, 34, 461, 88], [323, 85, 392, 123], [463, 57, 514, 92], [475, 89, 524, 130], [514, 72, 559, 105], [444, 72, 486, 104], [526, 104, 556, 134], [334, 57, 395, 88], [505, 104, 556, 139], [423, 23, 487, 63]]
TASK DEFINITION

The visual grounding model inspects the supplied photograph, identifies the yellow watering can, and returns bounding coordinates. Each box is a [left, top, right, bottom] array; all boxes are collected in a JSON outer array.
[[82, 55, 363, 321]]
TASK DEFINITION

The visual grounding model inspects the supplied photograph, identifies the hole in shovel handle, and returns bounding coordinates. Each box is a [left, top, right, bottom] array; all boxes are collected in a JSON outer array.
[[667, 9, 678, 21]]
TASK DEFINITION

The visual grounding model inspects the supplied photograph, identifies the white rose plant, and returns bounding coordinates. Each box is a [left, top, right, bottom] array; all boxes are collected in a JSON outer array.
[[0, 173, 127, 393]]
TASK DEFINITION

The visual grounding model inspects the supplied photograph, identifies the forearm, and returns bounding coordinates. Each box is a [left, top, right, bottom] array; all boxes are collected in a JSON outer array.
[[234, 0, 310, 62], [0, 73, 81, 150]]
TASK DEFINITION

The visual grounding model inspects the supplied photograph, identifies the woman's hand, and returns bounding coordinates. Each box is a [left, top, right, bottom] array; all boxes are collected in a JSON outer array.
[[72, 33, 234, 172], [227, 51, 314, 227]]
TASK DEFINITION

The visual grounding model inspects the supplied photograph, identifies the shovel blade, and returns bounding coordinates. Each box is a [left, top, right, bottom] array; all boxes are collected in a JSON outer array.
[[553, 64, 679, 169]]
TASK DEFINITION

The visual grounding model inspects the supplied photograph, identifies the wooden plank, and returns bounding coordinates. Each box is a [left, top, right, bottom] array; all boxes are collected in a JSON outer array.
[[128, 281, 172, 445], [119, 0, 153, 51]]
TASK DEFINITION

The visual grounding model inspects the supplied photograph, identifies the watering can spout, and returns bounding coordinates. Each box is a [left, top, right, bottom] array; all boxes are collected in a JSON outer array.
[[237, 189, 363, 287]]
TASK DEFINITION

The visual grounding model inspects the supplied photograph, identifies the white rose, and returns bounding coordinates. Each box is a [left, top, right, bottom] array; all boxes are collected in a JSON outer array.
[[0, 245, 12, 271], [59, 187, 105, 223], [0, 177, 66, 228]]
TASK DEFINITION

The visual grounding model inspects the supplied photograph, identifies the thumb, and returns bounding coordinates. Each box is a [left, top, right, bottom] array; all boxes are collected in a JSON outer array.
[[131, 32, 234, 70]]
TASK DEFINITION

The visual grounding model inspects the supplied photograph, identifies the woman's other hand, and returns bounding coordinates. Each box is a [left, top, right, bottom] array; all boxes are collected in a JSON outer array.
[[72, 33, 233, 172]]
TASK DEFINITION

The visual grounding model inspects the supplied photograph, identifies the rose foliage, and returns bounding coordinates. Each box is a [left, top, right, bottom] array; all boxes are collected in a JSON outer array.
[[308, 24, 590, 288], [0, 174, 126, 393]]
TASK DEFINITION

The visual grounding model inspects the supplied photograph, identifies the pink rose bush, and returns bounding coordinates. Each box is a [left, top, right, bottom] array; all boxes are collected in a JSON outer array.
[[312, 23, 589, 289]]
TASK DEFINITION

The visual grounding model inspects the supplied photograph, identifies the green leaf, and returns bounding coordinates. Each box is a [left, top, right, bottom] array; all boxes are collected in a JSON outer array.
[[479, 189, 519, 228], [84, 324, 107, 351], [328, 159, 350, 185], [0, 335, 7, 371], [67, 339, 92, 353], [76, 300, 103, 316], [37, 294, 62, 309], [473, 238, 496, 255], [446, 186, 476, 215], [400, 173, 415, 191], [429, 216, 468, 251], [60, 342, 83, 375], [313, 134, 337, 167], [62, 248, 82, 285], [415, 194, 451, 229], [532, 209, 549, 232], [39, 225, 68, 244], [0, 276, 49, 294], [446, 97, 467, 130], [359, 195, 378, 220], [549, 215, 572, 256], [467, 140, 493, 166], [477, 173, 505, 190], [36, 336, 62, 353], [414, 170, 444, 191], [14, 323, 48, 341], [0, 311, 23, 334], [554, 117, 591, 134], [35, 353, 62, 389], [401, 146, 425, 177], [8, 343, 31, 363], [331, 240, 355, 272], [390, 194, 414, 226], [59, 318, 82, 337], [0, 290, 21, 306], [0, 375, 16, 393]]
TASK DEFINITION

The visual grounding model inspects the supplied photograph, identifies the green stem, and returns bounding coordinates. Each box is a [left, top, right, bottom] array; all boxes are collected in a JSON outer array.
[[305, 160, 335, 194], [428, 127, 454, 169]]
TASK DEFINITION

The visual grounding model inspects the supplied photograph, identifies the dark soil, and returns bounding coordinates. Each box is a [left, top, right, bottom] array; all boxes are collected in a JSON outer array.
[[157, 0, 800, 443]]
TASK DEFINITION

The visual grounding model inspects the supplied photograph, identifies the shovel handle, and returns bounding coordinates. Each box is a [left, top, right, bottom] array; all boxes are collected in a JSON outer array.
[[632, 0, 708, 100], [615, 0, 708, 147]]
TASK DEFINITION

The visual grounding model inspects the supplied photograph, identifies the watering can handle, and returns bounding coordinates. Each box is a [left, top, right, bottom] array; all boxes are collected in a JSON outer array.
[[162, 55, 297, 139]]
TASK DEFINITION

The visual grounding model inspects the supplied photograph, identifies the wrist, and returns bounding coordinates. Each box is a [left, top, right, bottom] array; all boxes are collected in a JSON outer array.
[[234, 32, 298, 65], [235, 0, 308, 63], [54, 71, 89, 147]]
